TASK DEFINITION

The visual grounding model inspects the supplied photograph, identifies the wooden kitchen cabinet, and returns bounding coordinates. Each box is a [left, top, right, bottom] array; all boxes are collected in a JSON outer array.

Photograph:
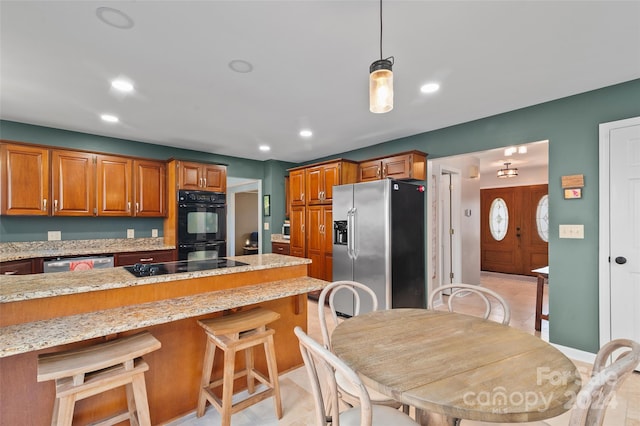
[[0, 142, 50, 215], [51, 149, 96, 216], [289, 169, 305, 206], [133, 159, 166, 217], [96, 154, 132, 216], [0, 258, 37, 275], [176, 160, 226, 192], [306, 205, 333, 281], [114, 249, 176, 266], [305, 160, 358, 205], [358, 150, 427, 182], [289, 205, 306, 257], [271, 242, 290, 255]]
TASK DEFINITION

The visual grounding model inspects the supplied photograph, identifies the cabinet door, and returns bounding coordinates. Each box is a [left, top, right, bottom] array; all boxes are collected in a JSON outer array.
[[202, 164, 226, 192], [307, 205, 332, 280], [382, 154, 412, 179], [305, 166, 323, 204], [271, 242, 290, 255], [322, 206, 333, 281], [178, 161, 202, 190], [289, 169, 305, 205], [0, 259, 34, 275], [96, 154, 132, 216], [290, 205, 306, 257], [321, 163, 340, 203], [359, 160, 381, 182], [0, 143, 49, 215], [134, 160, 166, 217], [51, 150, 95, 216]]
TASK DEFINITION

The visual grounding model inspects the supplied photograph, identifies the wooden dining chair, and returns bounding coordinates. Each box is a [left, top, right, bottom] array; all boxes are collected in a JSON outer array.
[[428, 283, 511, 325], [294, 326, 419, 426], [318, 281, 406, 412]]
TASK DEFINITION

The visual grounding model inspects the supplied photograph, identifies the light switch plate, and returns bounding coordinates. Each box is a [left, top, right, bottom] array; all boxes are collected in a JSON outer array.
[[264, 222, 269, 230], [47, 231, 61, 241], [151, 229, 158, 238], [127, 229, 135, 239], [559, 224, 584, 239]]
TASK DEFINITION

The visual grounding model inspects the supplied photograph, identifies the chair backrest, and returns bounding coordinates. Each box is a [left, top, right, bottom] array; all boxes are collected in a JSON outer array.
[[318, 281, 378, 349], [569, 338, 640, 426], [294, 326, 373, 426], [427, 283, 511, 325]]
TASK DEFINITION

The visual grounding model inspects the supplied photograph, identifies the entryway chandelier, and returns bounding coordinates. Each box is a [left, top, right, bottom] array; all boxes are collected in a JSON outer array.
[[497, 162, 518, 178], [369, 0, 394, 113]]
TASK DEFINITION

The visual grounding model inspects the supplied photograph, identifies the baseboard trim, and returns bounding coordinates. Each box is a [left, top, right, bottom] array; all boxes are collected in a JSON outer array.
[[551, 342, 596, 365]]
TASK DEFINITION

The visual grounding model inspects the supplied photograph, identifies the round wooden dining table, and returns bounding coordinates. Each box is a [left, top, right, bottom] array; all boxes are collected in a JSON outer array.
[[331, 309, 581, 425]]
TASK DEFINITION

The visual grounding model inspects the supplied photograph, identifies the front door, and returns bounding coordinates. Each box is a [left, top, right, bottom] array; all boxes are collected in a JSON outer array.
[[481, 185, 548, 275]]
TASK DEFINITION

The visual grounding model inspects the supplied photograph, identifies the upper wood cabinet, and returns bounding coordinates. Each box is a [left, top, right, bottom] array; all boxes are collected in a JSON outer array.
[[289, 169, 305, 206], [133, 159, 166, 217], [0, 142, 49, 215], [304, 160, 358, 205], [51, 149, 96, 216], [1, 142, 166, 217], [177, 160, 226, 192], [358, 151, 427, 182]]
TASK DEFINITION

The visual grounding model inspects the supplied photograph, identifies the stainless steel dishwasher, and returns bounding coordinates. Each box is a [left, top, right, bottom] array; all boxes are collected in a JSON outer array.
[[43, 255, 115, 273]]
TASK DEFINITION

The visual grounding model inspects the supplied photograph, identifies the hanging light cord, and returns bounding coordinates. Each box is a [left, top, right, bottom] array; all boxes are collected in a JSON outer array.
[[379, 0, 383, 60]]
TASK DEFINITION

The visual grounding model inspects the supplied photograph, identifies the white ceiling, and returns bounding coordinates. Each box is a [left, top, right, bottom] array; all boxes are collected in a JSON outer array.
[[1, 1, 638, 166]]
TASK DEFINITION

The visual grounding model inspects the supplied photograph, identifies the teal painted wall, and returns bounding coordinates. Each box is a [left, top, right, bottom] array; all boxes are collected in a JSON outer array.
[[304, 79, 640, 353]]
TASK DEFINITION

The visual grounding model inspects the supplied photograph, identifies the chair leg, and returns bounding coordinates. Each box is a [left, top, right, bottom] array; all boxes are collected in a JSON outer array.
[[125, 382, 140, 426], [130, 373, 152, 426], [221, 348, 236, 426], [264, 334, 283, 419], [197, 339, 216, 417], [245, 346, 255, 394]]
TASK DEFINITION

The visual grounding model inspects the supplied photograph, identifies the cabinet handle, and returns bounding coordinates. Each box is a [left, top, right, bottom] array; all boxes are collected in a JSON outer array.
[[301, 193, 305, 202], [302, 224, 305, 233], [127, 202, 131, 212], [276, 247, 283, 252], [139, 257, 153, 262], [135, 202, 140, 213], [203, 178, 207, 187], [383, 164, 388, 178], [54, 199, 58, 212], [3, 271, 18, 275], [43, 199, 47, 211], [199, 177, 203, 187]]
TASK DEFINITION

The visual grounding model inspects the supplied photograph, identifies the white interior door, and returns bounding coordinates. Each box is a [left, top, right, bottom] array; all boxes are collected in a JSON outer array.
[[599, 116, 640, 349]]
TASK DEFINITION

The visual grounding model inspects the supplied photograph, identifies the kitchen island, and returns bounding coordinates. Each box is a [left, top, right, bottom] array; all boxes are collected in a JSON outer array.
[[0, 254, 324, 425]]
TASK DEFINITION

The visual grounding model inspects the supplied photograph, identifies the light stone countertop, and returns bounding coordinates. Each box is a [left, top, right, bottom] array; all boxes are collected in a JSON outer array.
[[270, 234, 290, 244], [0, 238, 175, 262], [0, 275, 327, 358], [0, 254, 311, 303]]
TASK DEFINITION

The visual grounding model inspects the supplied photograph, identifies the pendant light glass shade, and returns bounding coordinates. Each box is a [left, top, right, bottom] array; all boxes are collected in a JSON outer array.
[[369, 58, 394, 113], [497, 162, 518, 178]]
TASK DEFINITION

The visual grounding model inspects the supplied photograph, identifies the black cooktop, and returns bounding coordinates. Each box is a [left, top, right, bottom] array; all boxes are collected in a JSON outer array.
[[124, 258, 249, 277]]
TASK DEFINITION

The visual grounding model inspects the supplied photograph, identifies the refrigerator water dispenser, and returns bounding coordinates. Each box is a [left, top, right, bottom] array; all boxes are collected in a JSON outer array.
[[334, 221, 348, 245]]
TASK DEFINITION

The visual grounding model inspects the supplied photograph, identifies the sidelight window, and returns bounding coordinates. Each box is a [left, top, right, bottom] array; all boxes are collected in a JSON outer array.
[[489, 198, 509, 241], [536, 195, 549, 242]]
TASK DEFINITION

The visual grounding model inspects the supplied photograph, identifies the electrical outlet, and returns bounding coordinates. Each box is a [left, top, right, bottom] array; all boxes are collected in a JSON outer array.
[[47, 231, 61, 241], [559, 224, 584, 239], [127, 229, 135, 239], [151, 229, 158, 238]]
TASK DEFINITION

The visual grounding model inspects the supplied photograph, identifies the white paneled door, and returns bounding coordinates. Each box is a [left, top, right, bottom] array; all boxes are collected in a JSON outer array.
[[599, 116, 640, 350]]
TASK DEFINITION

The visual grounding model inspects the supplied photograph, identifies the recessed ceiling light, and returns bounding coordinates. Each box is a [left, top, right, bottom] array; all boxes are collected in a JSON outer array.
[[299, 129, 313, 138], [101, 114, 119, 123], [518, 146, 528, 154], [259, 145, 271, 152], [96, 7, 134, 30], [420, 83, 440, 94], [111, 79, 134, 93], [229, 60, 254, 73]]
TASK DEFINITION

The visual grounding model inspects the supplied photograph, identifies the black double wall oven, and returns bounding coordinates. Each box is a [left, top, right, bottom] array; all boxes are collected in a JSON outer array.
[[177, 190, 227, 261]]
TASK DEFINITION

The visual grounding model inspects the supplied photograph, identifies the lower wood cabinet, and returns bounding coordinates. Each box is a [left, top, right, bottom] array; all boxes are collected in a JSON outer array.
[[271, 242, 290, 255], [114, 249, 176, 266], [0, 258, 41, 275]]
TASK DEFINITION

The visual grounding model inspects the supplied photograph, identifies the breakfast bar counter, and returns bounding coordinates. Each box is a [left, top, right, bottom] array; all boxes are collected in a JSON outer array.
[[0, 254, 324, 425]]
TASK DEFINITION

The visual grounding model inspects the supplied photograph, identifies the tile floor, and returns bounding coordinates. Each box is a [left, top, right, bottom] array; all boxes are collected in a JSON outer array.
[[166, 272, 639, 426]]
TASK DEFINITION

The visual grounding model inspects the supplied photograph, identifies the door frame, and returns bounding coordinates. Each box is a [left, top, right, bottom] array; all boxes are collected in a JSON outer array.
[[226, 178, 262, 256], [598, 115, 640, 346]]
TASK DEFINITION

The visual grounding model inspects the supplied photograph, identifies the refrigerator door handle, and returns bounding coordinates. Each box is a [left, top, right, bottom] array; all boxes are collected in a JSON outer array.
[[351, 207, 359, 260], [346, 208, 353, 259]]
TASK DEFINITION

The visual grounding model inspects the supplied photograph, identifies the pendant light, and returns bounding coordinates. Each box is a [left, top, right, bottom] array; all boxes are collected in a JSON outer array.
[[497, 162, 518, 178], [369, 0, 394, 113]]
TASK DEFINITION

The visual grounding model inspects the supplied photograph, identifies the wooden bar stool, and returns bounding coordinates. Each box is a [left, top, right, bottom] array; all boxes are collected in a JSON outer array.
[[197, 307, 283, 426], [37, 331, 161, 426]]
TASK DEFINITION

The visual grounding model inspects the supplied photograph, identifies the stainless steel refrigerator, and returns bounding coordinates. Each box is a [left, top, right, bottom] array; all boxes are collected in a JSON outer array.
[[332, 179, 426, 316]]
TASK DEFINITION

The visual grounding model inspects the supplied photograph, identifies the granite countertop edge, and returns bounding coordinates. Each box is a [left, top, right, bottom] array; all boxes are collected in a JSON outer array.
[[0, 254, 312, 303], [0, 276, 329, 358]]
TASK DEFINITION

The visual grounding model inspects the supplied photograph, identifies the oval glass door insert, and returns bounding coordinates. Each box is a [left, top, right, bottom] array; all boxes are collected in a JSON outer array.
[[536, 194, 549, 242], [489, 197, 509, 241]]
